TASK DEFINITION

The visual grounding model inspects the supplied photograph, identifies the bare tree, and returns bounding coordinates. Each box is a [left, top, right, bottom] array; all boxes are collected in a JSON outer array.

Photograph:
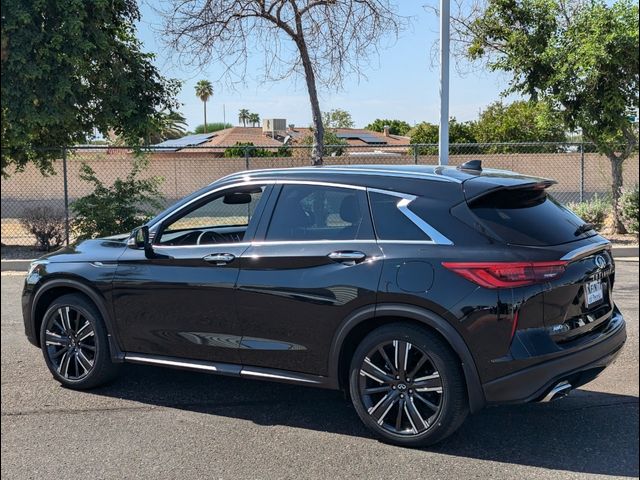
[[161, 0, 406, 165]]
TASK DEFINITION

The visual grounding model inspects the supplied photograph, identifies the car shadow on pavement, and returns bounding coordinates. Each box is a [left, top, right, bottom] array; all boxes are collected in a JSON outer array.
[[92, 364, 639, 478]]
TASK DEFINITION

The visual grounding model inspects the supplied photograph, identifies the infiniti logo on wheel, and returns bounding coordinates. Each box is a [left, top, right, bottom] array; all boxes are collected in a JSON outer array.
[[595, 255, 607, 269]]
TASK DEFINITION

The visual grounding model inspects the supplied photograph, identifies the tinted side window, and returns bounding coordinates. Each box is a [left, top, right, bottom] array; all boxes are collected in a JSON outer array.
[[266, 185, 373, 241], [158, 185, 266, 245], [369, 192, 431, 241], [468, 188, 593, 246]]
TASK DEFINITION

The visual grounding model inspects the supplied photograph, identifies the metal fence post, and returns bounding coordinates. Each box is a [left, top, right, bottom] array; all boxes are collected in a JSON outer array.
[[580, 142, 585, 202], [244, 145, 250, 170], [62, 147, 70, 246], [413, 144, 419, 165]]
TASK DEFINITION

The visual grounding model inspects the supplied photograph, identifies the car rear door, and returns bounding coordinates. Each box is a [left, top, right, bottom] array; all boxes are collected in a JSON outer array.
[[235, 182, 384, 376]]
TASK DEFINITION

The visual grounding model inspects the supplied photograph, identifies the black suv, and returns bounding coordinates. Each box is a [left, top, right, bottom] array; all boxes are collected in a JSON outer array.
[[22, 163, 626, 447]]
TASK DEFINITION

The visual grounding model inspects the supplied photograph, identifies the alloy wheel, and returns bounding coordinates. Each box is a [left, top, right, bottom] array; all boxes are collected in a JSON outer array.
[[358, 340, 443, 436], [44, 306, 97, 380]]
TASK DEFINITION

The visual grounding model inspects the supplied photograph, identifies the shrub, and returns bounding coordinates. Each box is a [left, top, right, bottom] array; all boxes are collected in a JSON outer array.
[[296, 131, 348, 156], [620, 184, 639, 234], [19, 206, 66, 251], [223, 142, 286, 158], [71, 156, 164, 239], [567, 195, 611, 231]]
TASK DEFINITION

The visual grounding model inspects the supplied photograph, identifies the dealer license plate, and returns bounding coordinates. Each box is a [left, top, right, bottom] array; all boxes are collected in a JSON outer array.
[[585, 280, 604, 307]]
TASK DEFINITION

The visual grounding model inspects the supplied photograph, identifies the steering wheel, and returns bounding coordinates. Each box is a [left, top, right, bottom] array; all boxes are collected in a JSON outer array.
[[196, 229, 229, 245]]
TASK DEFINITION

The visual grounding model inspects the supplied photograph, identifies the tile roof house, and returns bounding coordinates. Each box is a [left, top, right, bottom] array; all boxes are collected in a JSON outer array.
[[149, 122, 410, 156]]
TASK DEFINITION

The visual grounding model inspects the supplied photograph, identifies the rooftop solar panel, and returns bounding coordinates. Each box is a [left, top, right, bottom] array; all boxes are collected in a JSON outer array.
[[151, 133, 215, 150], [335, 133, 387, 144]]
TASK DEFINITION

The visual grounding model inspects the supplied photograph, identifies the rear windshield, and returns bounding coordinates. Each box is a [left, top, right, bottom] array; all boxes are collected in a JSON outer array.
[[468, 187, 595, 246]]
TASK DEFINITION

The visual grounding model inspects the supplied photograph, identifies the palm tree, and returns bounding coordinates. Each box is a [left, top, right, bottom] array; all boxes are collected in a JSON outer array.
[[238, 109, 250, 127], [195, 80, 214, 132], [248, 112, 260, 127], [142, 110, 188, 144]]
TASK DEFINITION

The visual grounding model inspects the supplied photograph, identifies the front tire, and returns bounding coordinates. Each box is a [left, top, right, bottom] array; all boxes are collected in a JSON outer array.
[[349, 323, 468, 447], [40, 293, 120, 389]]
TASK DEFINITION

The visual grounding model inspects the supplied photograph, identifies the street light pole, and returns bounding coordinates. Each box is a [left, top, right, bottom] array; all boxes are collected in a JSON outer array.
[[439, 0, 450, 166]]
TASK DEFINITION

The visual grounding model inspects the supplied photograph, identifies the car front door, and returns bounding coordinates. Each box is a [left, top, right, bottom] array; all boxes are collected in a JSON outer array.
[[235, 182, 384, 376], [112, 183, 272, 363]]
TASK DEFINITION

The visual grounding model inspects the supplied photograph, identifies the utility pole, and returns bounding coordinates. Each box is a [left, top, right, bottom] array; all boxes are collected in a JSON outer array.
[[439, 0, 450, 166]]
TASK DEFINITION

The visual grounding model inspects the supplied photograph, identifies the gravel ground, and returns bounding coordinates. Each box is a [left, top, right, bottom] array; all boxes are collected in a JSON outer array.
[[1, 260, 638, 479]]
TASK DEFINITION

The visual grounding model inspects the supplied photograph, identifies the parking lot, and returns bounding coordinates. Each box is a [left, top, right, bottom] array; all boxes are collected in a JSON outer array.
[[1, 260, 638, 479]]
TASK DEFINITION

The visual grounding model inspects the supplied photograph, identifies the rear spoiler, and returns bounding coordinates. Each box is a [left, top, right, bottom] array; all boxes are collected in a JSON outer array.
[[462, 175, 557, 202]]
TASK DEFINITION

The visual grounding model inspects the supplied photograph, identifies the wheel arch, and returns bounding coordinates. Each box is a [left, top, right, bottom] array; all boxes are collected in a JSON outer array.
[[329, 303, 485, 413], [31, 277, 124, 361]]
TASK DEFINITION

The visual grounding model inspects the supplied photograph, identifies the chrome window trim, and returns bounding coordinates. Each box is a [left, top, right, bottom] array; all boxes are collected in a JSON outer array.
[[152, 179, 366, 228], [376, 240, 437, 245], [396, 197, 454, 246], [367, 188, 454, 246], [275, 179, 366, 190], [154, 242, 253, 250], [155, 239, 447, 250], [151, 179, 453, 248], [251, 239, 378, 247], [152, 180, 368, 246]]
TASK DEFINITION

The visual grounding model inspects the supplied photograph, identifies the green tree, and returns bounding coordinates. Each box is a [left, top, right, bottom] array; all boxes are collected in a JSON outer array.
[[1, 0, 179, 176], [248, 112, 261, 127], [223, 142, 291, 157], [365, 119, 412, 136], [457, 0, 639, 231], [71, 156, 165, 239], [195, 80, 214, 133], [194, 123, 233, 134], [146, 111, 188, 144], [323, 109, 355, 129], [163, 1, 405, 165], [298, 131, 349, 156], [238, 109, 251, 127], [474, 101, 567, 151], [409, 118, 477, 153]]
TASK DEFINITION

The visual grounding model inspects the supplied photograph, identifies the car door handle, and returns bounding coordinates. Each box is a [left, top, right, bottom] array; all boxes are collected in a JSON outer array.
[[203, 253, 236, 264], [328, 251, 367, 264]]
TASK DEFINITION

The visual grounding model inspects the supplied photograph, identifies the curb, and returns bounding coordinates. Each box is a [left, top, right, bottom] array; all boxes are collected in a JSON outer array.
[[2, 245, 638, 272], [1, 259, 33, 272]]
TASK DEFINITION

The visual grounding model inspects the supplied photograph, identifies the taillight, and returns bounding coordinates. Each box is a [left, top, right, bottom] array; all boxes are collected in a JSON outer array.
[[441, 261, 568, 288]]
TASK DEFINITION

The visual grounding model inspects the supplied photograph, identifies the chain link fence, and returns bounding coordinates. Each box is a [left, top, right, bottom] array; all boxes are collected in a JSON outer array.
[[2, 142, 638, 246]]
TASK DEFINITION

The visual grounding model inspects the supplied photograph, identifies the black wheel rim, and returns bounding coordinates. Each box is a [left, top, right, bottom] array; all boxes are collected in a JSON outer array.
[[358, 340, 443, 436], [44, 306, 96, 380]]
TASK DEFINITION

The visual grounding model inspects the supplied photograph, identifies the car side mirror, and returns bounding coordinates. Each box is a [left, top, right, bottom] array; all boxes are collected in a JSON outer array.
[[128, 226, 155, 259]]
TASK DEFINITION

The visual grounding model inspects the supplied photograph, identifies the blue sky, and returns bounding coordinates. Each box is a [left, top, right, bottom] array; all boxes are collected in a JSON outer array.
[[136, 1, 518, 131]]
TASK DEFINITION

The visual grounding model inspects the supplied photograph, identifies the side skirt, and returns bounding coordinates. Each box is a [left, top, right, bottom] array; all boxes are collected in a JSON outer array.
[[123, 353, 336, 389]]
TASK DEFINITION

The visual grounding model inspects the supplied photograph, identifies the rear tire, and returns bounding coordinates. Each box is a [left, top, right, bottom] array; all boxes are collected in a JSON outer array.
[[40, 293, 120, 389], [349, 323, 468, 447]]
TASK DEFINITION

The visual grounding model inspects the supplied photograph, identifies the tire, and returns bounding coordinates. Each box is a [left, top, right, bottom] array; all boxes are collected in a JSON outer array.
[[40, 293, 120, 389], [349, 323, 468, 447]]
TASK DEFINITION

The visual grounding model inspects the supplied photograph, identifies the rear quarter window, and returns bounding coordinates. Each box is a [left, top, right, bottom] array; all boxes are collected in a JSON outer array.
[[368, 192, 431, 241], [468, 187, 594, 246]]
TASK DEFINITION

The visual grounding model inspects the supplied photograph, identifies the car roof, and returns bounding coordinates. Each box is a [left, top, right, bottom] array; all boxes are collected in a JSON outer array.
[[220, 163, 552, 186]]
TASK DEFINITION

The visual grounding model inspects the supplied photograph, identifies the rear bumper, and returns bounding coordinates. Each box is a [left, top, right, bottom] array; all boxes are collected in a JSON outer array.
[[483, 308, 626, 404]]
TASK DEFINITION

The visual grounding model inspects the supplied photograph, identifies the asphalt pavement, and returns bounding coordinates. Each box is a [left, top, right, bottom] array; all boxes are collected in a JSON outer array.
[[1, 260, 638, 479]]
